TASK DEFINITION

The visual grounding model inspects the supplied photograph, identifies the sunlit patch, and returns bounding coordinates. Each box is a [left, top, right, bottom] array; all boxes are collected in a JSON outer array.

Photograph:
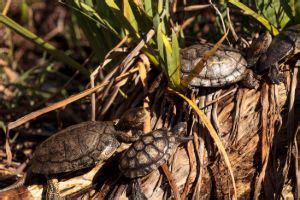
[[137, 152, 149, 164], [127, 149, 137, 158], [129, 159, 136, 168], [153, 139, 166, 151], [143, 135, 153, 144], [145, 145, 160, 160], [153, 131, 163, 138], [134, 141, 144, 151]]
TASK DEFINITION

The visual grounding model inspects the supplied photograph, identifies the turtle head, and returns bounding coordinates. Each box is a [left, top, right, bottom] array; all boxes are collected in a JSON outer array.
[[172, 122, 193, 143], [115, 107, 149, 144], [247, 31, 272, 69], [117, 107, 148, 131]]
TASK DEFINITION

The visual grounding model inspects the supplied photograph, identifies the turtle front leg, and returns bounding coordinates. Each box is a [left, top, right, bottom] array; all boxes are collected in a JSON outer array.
[[115, 130, 141, 143], [268, 63, 285, 84], [211, 90, 221, 133], [46, 178, 65, 200], [241, 70, 261, 89]]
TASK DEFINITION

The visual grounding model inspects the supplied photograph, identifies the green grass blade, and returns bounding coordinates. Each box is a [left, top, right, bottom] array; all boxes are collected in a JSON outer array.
[[156, 22, 167, 75], [170, 30, 180, 88], [144, 0, 153, 17], [69, 0, 120, 36], [161, 33, 172, 53], [156, 21, 181, 89], [123, 0, 139, 32], [105, 0, 120, 10], [0, 14, 89, 76], [104, 0, 138, 37], [20, 0, 29, 23], [158, 0, 163, 14]]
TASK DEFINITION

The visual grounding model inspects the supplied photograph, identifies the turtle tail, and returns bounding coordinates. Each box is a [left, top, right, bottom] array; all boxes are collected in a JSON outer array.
[[0, 174, 27, 193]]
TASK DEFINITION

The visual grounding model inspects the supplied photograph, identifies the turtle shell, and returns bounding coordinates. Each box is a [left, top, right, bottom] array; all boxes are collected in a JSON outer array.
[[30, 121, 121, 175], [119, 128, 177, 178], [257, 24, 300, 73], [180, 43, 248, 87]]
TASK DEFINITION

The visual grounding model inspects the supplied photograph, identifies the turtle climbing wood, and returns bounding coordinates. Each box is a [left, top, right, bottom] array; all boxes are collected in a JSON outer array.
[[119, 122, 190, 178], [180, 43, 260, 88]]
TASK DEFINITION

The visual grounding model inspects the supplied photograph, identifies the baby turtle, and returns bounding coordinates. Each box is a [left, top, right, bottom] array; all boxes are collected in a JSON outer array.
[[119, 122, 190, 178], [0, 107, 147, 198], [256, 24, 300, 83], [180, 43, 259, 88], [31, 107, 147, 175]]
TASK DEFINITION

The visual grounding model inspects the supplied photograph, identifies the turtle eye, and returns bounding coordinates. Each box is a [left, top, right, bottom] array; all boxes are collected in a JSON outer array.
[[137, 111, 143, 117]]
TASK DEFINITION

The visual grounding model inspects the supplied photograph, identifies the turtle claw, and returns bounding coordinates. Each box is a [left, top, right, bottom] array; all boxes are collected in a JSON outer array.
[[269, 73, 285, 84], [241, 70, 261, 89]]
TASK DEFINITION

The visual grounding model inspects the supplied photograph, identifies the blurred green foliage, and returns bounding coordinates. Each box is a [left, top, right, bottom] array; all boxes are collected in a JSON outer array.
[[229, 0, 299, 35], [254, 0, 297, 28]]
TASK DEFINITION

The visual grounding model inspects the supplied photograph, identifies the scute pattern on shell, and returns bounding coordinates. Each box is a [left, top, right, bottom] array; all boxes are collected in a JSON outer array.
[[119, 129, 176, 178], [30, 121, 121, 175], [180, 43, 248, 87]]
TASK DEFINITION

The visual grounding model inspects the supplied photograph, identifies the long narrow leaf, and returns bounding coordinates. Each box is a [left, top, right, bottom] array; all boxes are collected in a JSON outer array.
[[123, 0, 139, 32], [170, 29, 181, 88], [161, 33, 172, 53], [105, 0, 120, 10], [144, 0, 153, 17], [73, 0, 120, 35], [168, 88, 237, 200], [157, 22, 167, 75]]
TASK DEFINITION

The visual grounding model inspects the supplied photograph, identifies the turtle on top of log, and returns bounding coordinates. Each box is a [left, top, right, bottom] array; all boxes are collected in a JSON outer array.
[[180, 24, 300, 88], [0, 107, 190, 199], [180, 43, 261, 88], [119, 122, 190, 179]]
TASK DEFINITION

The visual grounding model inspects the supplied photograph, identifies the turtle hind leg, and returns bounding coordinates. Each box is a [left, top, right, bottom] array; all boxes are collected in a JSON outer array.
[[127, 179, 147, 200], [241, 70, 261, 89], [46, 178, 65, 200]]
